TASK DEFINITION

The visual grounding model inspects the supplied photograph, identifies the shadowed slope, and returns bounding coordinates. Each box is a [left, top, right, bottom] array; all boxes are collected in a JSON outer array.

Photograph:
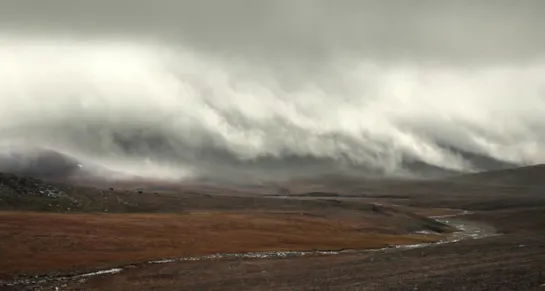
[[446, 164, 545, 187]]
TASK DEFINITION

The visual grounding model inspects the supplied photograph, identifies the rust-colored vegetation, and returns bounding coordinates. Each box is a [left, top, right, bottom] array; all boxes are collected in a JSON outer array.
[[0, 211, 440, 278]]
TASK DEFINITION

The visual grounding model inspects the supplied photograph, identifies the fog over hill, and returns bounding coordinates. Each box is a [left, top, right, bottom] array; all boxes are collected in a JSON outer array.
[[0, 1, 544, 183]]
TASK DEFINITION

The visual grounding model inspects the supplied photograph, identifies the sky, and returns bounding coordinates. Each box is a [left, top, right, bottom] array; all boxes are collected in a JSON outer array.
[[0, 1, 544, 182], [1, 0, 544, 64]]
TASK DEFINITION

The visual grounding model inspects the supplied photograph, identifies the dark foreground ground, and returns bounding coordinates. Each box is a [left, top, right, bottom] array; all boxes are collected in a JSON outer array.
[[46, 232, 545, 291], [5, 205, 544, 291], [1, 168, 545, 290]]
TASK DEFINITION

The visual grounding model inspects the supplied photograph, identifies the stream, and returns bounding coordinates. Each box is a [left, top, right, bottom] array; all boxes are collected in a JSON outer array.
[[0, 215, 498, 288]]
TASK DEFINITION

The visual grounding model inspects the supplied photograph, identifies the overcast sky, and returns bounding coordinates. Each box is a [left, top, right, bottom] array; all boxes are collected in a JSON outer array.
[[1, 1, 545, 181], [1, 0, 544, 65]]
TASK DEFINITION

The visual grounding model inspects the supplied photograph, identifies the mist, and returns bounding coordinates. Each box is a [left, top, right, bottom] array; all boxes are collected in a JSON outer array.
[[0, 1, 544, 183]]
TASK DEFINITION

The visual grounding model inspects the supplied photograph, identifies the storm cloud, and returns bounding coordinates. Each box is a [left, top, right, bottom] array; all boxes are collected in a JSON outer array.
[[0, 1, 544, 182]]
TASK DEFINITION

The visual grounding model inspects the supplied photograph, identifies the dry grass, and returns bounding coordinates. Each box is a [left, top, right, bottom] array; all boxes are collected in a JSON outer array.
[[0, 211, 440, 278]]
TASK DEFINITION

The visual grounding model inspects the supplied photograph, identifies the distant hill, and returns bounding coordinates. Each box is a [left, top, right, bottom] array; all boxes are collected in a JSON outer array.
[[0, 148, 143, 185], [0, 172, 168, 213], [446, 164, 545, 187]]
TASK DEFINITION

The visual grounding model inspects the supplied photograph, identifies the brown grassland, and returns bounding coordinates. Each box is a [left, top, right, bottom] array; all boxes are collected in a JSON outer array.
[[3, 165, 545, 290], [0, 211, 439, 279]]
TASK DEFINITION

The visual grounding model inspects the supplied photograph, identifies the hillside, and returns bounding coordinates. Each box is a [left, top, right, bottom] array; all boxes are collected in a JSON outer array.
[[446, 164, 545, 187], [0, 172, 451, 234]]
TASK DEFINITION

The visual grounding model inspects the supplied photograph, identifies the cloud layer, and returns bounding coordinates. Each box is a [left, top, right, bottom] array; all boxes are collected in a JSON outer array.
[[0, 36, 544, 182], [1, 0, 545, 64], [0, 1, 544, 182]]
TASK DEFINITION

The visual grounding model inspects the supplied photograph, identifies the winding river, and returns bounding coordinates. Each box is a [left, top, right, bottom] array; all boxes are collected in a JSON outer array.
[[1, 215, 498, 288]]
